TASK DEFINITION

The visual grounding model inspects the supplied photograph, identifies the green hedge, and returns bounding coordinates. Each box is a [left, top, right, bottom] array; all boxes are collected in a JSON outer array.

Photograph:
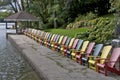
[[77, 17, 115, 43]]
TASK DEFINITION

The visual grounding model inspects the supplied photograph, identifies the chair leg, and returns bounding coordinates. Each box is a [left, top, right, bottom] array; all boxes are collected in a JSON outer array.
[[105, 63, 108, 76], [119, 57, 120, 71]]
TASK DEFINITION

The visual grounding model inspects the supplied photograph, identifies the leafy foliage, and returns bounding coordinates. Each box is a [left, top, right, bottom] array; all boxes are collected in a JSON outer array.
[[77, 17, 115, 43], [66, 12, 97, 29]]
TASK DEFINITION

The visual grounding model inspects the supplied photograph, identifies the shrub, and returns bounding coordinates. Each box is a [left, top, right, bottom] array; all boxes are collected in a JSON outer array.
[[86, 18, 115, 43]]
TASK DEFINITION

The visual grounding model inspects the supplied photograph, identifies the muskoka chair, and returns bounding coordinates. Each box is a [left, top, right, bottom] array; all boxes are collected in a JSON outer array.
[[71, 40, 83, 61], [38, 31, 46, 44], [82, 44, 103, 66], [88, 45, 112, 71], [44, 33, 53, 46], [48, 34, 58, 48], [76, 41, 89, 63], [96, 47, 120, 76], [76, 42, 95, 65], [24, 28, 30, 36], [26, 28, 32, 37], [34, 30, 41, 42], [47, 34, 56, 47], [39, 32, 47, 44], [57, 36, 68, 52], [29, 29, 36, 38], [37, 31, 44, 42], [60, 37, 71, 54], [31, 29, 38, 39], [51, 35, 60, 49], [41, 32, 50, 45], [46, 34, 55, 47], [64, 38, 75, 56], [67, 39, 79, 58], [53, 35, 64, 51]]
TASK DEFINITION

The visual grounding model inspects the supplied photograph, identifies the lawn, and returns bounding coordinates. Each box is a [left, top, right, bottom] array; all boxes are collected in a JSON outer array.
[[44, 27, 89, 38]]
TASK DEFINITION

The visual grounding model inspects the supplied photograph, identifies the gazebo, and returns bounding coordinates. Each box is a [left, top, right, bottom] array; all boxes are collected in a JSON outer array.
[[4, 11, 39, 33]]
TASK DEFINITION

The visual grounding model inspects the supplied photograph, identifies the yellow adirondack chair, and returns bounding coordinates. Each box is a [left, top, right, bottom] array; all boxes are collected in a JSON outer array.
[[88, 45, 112, 71], [53, 35, 64, 50], [76, 41, 89, 62]]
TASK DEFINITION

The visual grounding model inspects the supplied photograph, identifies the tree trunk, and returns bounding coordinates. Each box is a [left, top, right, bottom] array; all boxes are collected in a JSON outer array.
[[21, 0, 25, 11], [53, 11, 57, 28]]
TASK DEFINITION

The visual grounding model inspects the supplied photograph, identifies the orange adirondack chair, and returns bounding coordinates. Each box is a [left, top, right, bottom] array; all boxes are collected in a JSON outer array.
[[96, 47, 120, 76]]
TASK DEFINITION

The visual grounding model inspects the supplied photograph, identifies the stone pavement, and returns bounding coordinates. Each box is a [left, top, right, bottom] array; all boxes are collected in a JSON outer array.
[[8, 35, 120, 80]]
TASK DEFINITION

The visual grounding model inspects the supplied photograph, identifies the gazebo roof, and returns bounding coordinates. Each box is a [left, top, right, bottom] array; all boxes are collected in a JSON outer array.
[[4, 11, 39, 21]]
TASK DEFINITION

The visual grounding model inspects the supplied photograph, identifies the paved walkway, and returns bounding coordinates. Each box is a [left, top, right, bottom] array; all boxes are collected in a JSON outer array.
[[8, 35, 120, 80]]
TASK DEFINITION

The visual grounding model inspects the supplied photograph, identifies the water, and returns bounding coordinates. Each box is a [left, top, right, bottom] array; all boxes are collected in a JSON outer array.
[[0, 24, 40, 80]]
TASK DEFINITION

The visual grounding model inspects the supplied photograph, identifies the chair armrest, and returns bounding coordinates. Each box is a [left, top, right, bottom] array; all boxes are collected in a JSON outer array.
[[71, 49, 76, 53], [88, 56, 99, 60], [76, 51, 84, 55], [96, 58, 108, 63], [81, 54, 86, 57]]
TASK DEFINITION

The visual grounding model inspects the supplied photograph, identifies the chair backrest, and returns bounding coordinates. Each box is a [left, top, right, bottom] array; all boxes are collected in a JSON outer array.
[[68, 38, 75, 48], [100, 45, 112, 64], [36, 30, 41, 36], [76, 40, 84, 51], [85, 42, 95, 55], [50, 34, 55, 41], [44, 32, 49, 39], [62, 36, 68, 45], [80, 41, 89, 53], [58, 36, 64, 44], [33, 29, 37, 35], [108, 48, 120, 68], [31, 29, 35, 34], [41, 32, 46, 38], [45, 33, 50, 40], [44, 32, 50, 39], [92, 44, 103, 56], [72, 39, 79, 49], [55, 35, 60, 43], [53, 34, 58, 42], [65, 37, 71, 46], [28, 28, 32, 33], [47, 34, 53, 41]]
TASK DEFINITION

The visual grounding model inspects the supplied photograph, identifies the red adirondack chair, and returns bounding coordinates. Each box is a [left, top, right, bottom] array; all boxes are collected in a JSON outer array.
[[96, 47, 120, 76]]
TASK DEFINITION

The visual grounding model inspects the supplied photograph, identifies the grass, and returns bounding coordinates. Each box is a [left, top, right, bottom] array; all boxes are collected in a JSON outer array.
[[44, 27, 89, 38]]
